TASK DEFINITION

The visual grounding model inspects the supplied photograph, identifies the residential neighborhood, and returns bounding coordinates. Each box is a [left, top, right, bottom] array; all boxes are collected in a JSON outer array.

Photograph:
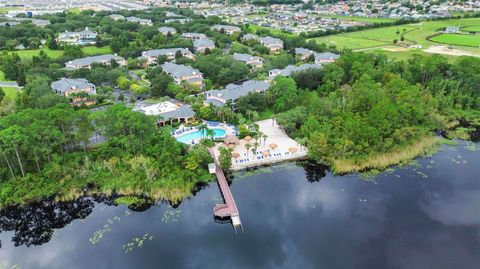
[[0, 2, 479, 268]]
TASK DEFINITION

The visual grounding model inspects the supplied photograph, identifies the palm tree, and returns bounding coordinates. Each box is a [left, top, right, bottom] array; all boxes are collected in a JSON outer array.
[[245, 143, 251, 158], [262, 134, 268, 146], [206, 128, 215, 140], [197, 124, 208, 138]]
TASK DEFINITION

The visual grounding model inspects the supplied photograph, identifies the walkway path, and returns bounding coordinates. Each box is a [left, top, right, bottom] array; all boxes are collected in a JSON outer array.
[[208, 148, 242, 230], [0, 82, 20, 88]]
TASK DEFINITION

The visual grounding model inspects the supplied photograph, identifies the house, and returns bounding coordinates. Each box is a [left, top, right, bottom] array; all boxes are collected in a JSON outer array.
[[51, 78, 97, 106], [133, 100, 195, 126], [233, 53, 264, 69], [242, 33, 259, 42], [126, 16, 153, 26], [205, 80, 270, 109], [164, 18, 191, 24], [109, 14, 125, 21], [65, 54, 127, 69], [57, 27, 97, 45], [314, 52, 340, 64], [259, 36, 284, 53], [268, 63, 322, 80], [141, 48, 194, 64], [158, 26, 177, 35], [210, 24, 241, 35], [182, 32, 207, 40], [194, 38, 215, 53], [161, 62, 204, 87], [0, 21, 20, 27], [295, 48, 314, 60], [445, 26, 460, 33]]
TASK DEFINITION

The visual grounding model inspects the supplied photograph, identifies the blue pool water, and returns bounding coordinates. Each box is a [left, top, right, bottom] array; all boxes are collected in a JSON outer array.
[[176, 128, 227, 144]]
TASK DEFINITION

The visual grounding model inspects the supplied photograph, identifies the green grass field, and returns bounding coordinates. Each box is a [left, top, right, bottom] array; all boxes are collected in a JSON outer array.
[[82, 46, 113, 55], [312, 25, 415, 49], [1, 46, 112, 60], [311, 18, 480, 60], [1, 87, 18, 99], [0, 7, 17, 14], [320, 14, 398, 24], [430, 33, 480, 47], [462, 26, 480, 32]]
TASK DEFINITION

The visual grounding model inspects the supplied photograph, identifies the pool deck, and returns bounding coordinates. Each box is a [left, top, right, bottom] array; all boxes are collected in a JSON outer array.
[[213, 119, 308, 171], [173, 122, 236, 144]]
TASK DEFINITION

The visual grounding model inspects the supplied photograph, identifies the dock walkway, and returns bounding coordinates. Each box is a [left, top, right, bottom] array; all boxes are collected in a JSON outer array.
[[209, 148, 242, 230]]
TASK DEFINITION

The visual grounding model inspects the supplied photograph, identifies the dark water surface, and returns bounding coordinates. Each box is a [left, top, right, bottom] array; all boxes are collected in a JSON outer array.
[[1, 142, 479, 269]]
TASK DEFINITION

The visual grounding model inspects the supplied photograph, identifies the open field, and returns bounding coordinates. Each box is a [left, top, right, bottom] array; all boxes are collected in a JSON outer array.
[[82, 46, 113, 55], [462, 26, 480, 32], [312, 25, 415, 49], [1, 46, 112, 60], [0, 7, 17, 14], [430, 33, 480, 47], [320, 14, 398, 23], [311, 18, 480, 60]]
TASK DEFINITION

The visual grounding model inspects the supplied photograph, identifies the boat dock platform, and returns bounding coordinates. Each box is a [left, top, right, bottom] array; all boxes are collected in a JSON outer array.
[[208, 149, 242, 231]]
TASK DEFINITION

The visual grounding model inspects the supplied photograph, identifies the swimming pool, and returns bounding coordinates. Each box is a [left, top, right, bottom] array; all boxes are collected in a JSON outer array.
[[176, 128, 227, 144]]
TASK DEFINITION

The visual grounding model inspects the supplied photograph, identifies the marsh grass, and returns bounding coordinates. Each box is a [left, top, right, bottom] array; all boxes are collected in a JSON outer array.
[[332, 136, 439, 174]]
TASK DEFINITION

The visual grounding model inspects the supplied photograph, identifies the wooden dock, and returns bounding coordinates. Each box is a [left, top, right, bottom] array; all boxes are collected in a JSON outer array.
[[209, 148, 242, 230]]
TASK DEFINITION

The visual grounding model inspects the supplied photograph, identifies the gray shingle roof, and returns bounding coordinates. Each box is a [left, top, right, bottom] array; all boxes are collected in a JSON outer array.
[[66, 54, 125, 68], [233, 53, 263, 63], [161, 62, 202, 77], [211, 24, 241, 32], [314, 52, 340, 61], [158, 27, 176, 34], [270, 63, 322, 77], [142, 48, 190, 57], [259, 36, 283, 46], [295, 48, 313, 56], [51, 78, 95, 94], [193, 38, 215, 48], [160, 104, 195, 120], [206, 80, 270, 103]]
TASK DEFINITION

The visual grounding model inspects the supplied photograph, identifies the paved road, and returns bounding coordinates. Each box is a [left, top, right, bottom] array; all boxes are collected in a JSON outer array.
[[0, 82, 20, 88]]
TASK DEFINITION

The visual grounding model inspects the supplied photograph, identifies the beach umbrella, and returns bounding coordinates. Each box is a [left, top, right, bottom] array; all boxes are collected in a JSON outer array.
[[223, 135, 239, 145], [288, 147, 298, 153], [228, 144, 236, 149], [269, 143, 278, 150], [262, 151, 271, 157], [232, 152, 240, 159], [244, 135, 252, 141]]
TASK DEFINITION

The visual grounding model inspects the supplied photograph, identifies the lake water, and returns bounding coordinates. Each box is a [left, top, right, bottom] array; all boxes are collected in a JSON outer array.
[[1, 141, 479, 269]]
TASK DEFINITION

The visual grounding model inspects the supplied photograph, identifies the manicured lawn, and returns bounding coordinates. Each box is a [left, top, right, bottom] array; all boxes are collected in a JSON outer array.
[[320, 14, 398, 24], [11, 48, 65, 59], [316, 35, 388, 49], [312, 18, 480, 60], [430, 33, 480, 47], [462, 26, 480, 32], [82, 46, 113, 55], [0, 7, 17, 14], [1, 46, 112, 59], [1, 87, 18, 99], [259, 109, 274, 120], [312, 25, 414, 49]]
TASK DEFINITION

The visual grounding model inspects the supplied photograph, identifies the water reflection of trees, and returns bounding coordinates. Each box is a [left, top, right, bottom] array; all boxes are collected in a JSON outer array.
[[0, 197, 94, 247], [298, 161, 328, 183]]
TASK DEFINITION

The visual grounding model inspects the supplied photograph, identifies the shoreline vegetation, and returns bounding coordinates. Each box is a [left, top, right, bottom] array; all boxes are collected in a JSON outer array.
[[331, 135, 439, 174]]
